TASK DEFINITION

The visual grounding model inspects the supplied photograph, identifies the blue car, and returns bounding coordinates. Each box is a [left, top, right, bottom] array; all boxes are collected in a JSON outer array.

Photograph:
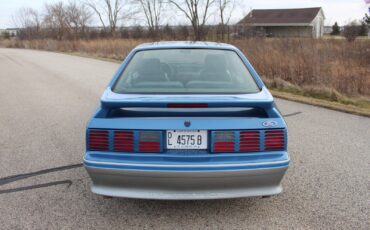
[[84, 41, 289, 200]]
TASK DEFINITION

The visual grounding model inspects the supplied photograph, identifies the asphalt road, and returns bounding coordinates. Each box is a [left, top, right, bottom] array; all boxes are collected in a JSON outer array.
[[0, 48, 369, 229]]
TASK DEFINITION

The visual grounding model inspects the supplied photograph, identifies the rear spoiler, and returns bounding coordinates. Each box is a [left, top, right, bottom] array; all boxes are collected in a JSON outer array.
[[101, 100, 274, 109], [99, 87, 281, 118]]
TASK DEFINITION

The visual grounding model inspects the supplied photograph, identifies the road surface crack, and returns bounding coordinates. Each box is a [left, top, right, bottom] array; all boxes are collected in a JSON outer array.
[[0, 163, 83, 194], [0, 180, 72, 194], [283, 111, 302, 117]]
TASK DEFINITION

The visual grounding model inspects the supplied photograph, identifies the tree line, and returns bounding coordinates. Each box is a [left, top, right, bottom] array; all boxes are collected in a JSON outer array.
[[330, 15, 369, 42], [9, 0, 238, 40]]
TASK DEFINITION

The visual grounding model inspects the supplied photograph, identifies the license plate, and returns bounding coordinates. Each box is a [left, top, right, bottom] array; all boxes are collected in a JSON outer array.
[[166, 130, 207, 149]]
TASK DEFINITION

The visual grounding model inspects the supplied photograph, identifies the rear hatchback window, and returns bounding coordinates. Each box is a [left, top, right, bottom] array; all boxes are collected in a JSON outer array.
[[112, 49, 260, 94]]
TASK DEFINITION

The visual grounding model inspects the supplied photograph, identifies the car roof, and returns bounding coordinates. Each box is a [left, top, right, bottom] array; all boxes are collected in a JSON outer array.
[[135, 41, 238, 51]]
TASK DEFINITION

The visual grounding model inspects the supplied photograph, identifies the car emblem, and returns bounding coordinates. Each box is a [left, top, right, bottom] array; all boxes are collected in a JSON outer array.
[[262, 121, 278, 127], [184, 121, 191, 127]]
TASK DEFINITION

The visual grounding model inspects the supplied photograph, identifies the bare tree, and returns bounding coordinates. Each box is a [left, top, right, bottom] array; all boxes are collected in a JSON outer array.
[[43, 2, 69, 40], [12, 7, 41, 29], [133, 0, 163, 38], [66, 1, 92, 38], [12, 7, 41, 39], [85, 0, 124, 35], [168, 0, 215, 40], [217, 0, 235, 40]]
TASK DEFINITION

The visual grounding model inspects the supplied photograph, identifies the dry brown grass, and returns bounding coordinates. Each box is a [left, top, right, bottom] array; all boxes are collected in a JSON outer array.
[[0, 38, 145, 60], [231, 39, 370, 98], [1, 38, 369, 103]]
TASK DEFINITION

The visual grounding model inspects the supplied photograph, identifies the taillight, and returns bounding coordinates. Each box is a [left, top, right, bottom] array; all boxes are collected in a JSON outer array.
[[240, 131, 260, 152], [138, 131, 162, 152], [114, 131, 134, 152], [212, 129, 285, 153], [88, 130, 109, 151], [264, 130, 285, 151], [213, 131, 235, 152]]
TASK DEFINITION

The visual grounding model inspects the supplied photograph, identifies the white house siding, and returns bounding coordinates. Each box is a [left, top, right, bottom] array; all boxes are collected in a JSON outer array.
[[311, 10, 325, 38], [3, 29, 19, 36], [238, 8, 326, 39], [264, 26, 313, 38]]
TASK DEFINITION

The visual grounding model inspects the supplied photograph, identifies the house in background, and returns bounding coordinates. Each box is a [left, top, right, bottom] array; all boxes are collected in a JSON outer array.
[[323, 26, 333, 35], [0, 28, 20, 37], [324, 25, 345, 35], [237, 7, 325, 38]]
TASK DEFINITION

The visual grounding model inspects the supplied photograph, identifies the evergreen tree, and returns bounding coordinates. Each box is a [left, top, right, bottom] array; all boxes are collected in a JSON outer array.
[[331, 22, 340, 35], [359, 22, 369, 36], [364, 13, 370, 25]]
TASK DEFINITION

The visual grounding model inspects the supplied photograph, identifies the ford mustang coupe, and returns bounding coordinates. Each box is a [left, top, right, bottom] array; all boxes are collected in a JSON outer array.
[[83, 41, 289, 200]]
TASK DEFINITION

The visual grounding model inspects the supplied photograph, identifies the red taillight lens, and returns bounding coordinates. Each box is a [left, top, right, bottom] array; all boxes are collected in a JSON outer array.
[[213, 131, 235, 152], [88, 130, 109, 151], [138, 131, 161, 152], [264, 130, 285, 151], [114, 131, 134, 152], [212, 129, 285, 153], [240, 131, 260, 152]]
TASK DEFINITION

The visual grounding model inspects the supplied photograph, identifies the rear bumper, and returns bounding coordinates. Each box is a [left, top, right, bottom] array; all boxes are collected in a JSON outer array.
[[84, 158, 289, 200]]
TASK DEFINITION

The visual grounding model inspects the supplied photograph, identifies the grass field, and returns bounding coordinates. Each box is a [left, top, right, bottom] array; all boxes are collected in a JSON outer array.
[[1, 37, 369, 115]]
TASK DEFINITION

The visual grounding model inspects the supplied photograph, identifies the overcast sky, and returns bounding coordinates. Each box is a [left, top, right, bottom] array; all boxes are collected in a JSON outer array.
[[0, 0, 369, 29]]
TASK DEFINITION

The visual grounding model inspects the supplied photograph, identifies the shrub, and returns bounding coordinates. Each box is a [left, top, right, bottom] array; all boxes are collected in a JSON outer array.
[[343, 22, 360, 42]]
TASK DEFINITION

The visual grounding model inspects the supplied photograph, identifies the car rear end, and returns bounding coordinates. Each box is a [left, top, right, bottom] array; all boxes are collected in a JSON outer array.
[[84, 91, 289, 200], [83, 43, 289, 200]]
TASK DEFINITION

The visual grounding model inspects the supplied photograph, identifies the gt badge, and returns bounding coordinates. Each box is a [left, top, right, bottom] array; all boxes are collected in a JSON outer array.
[[262, 121, 278, 127]]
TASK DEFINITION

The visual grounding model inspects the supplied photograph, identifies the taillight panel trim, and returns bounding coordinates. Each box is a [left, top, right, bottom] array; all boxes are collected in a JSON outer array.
[[87, 129, 286, 154], [113, 130, 134, 152], [87, 129, 110, 151], [87, 129, 163, 153], [138, 131, 163, 153], [211, 131, 236, 153], [211, 129, 286, 153], [239, 130, 261, 152], [264, 129, 286, 151]]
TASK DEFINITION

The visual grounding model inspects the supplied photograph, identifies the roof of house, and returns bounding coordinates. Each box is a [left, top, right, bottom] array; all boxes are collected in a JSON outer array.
[[238, 7, 323, 25]]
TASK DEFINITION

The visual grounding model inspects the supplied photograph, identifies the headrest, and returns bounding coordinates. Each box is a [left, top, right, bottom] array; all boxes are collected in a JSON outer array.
[[137, 58, 162, 75], [204, 55, 227, 72]]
